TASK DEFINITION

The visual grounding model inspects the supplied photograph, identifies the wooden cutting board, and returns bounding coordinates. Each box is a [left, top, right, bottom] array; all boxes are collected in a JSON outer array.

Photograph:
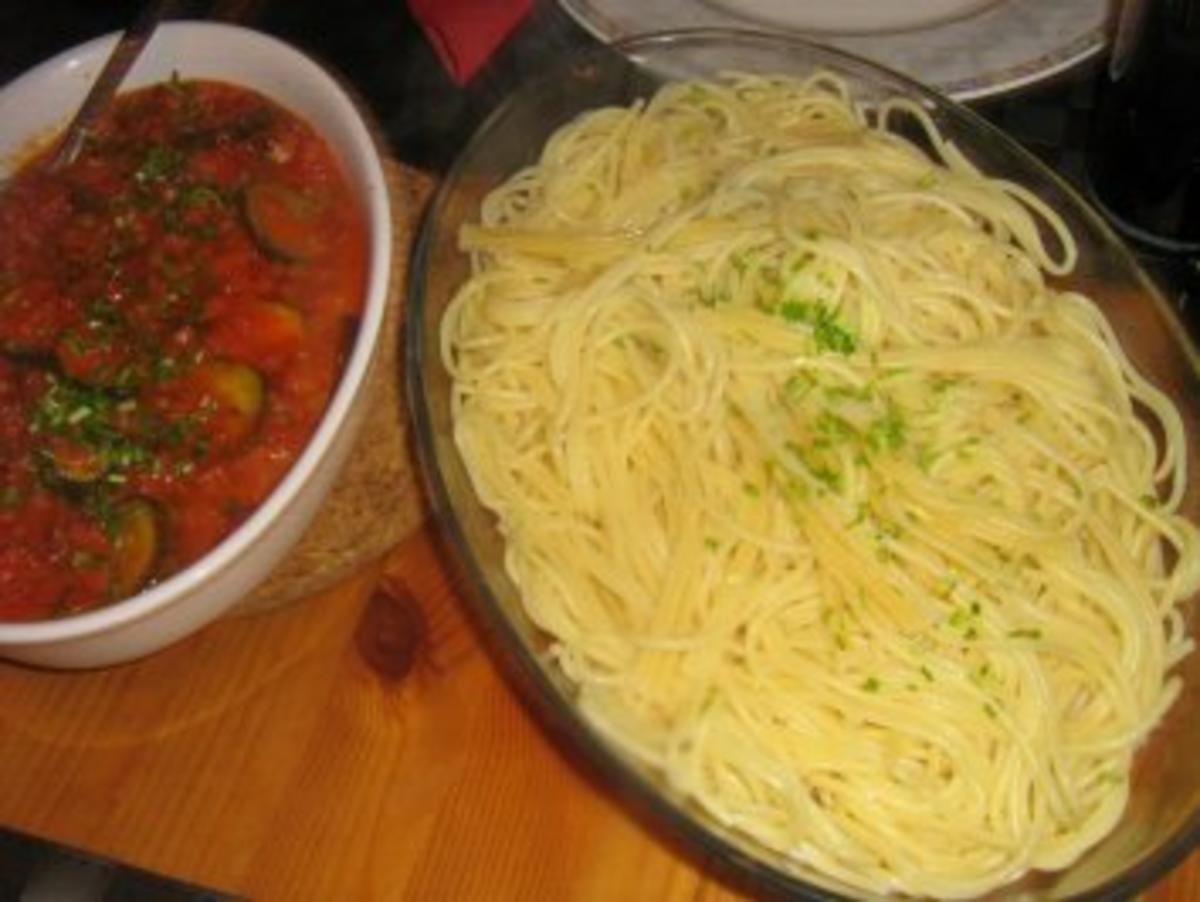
[[0, 161, 1194, 901]]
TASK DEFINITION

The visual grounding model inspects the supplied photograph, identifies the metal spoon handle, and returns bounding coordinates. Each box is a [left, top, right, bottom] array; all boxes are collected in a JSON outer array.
[[49, 0, 177, 171]]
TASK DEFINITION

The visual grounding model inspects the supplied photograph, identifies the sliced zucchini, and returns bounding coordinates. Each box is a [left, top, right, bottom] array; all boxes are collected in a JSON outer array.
[[243, 181, 326, 262], [199, 359, 265, 448], [109, 498, 160, 599]]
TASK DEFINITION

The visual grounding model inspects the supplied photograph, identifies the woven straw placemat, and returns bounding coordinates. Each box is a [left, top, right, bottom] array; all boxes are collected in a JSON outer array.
[[233, 161, 435, 614]]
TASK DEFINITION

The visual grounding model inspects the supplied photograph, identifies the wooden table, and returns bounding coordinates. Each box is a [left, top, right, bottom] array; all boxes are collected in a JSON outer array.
[[0, 526, 750, 900], [0, 162, 1195, 901], [0, 524, 1195, 900]]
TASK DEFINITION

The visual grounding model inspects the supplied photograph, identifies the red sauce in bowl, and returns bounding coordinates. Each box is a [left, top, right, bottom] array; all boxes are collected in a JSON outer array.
[[0, 78, 367, 621]]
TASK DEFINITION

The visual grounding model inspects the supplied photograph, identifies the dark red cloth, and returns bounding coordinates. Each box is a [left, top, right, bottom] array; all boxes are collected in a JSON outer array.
[[408, 0, 534, 84]]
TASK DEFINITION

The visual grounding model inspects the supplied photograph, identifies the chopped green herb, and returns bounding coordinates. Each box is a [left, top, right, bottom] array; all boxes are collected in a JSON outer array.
[[783, 373, 815, 403], [178, 184, 225, 210], [1007, 628, 1043, 640], [816, 410, 856, 441], [866, 405, 907, 452], [135, 144, 185, 183], [788, 253, 813, 274], [877, 519, 903, 540], [85, 298, 125, 329], [823, 383, 873, 403], [807, 462, 842, 493], [948, 608, 971, 630], [31, 374, 156, 492], [779, 300, 812, 324], [812, 314, 856, 355], [861, 676, 881, 692], [777, 299, 857, 355], [152, 355, 182, 381]]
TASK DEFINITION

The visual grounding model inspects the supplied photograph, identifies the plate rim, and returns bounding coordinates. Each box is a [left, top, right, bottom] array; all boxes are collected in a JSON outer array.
[[558, 0, 1110, 100]]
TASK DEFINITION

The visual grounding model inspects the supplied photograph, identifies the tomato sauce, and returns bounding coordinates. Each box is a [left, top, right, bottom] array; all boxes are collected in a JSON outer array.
[[0, 78, 367, 620]]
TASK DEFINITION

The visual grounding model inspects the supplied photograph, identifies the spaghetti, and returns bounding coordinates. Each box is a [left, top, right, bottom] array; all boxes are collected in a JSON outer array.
[[442, 73, 1200, 897]]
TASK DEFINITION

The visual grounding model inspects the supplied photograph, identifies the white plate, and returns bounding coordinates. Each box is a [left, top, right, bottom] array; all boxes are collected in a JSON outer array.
[[559, 0, 1111, 100], [701, 0, 1003, 35]]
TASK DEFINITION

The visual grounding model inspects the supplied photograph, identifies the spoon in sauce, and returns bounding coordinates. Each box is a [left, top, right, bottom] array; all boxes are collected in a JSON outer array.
[[1, 0, 175, 186]]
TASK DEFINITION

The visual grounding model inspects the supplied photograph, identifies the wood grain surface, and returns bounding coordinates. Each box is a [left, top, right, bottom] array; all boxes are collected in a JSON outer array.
[[0, 525, 1195, 900], [0, 161, 1194, 900]]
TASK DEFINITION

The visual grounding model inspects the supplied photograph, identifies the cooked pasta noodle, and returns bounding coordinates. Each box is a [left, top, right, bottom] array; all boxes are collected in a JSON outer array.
[[441, 72, 1200, 897]]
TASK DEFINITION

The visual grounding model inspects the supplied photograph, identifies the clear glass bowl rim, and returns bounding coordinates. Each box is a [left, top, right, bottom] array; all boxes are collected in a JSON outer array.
[[405, 27, 1200, 900]]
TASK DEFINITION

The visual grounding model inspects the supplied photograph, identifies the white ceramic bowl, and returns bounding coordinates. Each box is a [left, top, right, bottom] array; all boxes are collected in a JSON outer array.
[[0, 22, 392, 668]]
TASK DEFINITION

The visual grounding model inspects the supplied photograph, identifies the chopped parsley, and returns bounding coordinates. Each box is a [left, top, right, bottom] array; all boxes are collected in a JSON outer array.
[[778, 299, 857, 355], [135, 144, 186, 184], [948, 607, 972, 630], [29, 374, 172, 496], [783, 372, 815, 403], [865, 405, 907, 452], [816, 410, 856, 441], [1007, 628, 1043, 640]]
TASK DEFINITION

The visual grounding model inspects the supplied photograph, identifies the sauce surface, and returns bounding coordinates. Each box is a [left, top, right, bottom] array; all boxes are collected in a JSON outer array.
[[0, 78, 367, 621]]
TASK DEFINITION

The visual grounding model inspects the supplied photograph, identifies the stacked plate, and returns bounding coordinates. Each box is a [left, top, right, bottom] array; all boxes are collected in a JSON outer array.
[[559, 0, 1111, 99]]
